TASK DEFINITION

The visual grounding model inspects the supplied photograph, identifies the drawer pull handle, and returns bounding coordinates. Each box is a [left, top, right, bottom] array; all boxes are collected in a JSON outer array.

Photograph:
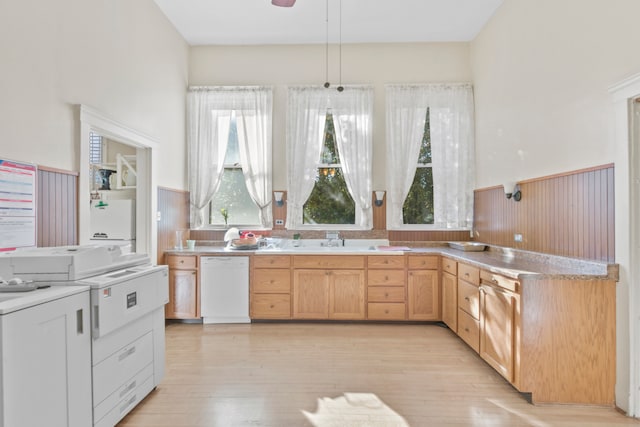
[[120, 394, 137, 415], [120, 380, 137, 398], [464, 297, 470, 301], [385, 276, 389, 281], [464, 272, 469, 277], [385, 310, 389, 314], [118, 346, 136, 362], [464, 328, 469, 332], [270, 305, 274, 309], [384, 293, 389, 297], [180, 260, 184, 264]]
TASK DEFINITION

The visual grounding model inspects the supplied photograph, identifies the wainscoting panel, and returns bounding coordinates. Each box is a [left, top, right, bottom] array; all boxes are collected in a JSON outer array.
[[157, 187, 190, 265], [473, 164, 614, 262], [37, 166, 78, 247]]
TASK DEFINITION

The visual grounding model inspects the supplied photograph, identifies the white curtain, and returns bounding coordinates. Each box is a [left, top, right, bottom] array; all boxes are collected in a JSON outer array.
[[236, 88, 273, 228], [332, 87, 374, 229], [285, 87, 326, 229], [285, 85, 374, 229], [385, 83, 475, 230], [187, 86, 273, 228]]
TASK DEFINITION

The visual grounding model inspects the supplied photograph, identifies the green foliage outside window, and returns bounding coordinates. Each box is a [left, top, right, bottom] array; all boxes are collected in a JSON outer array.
[[403, 109, 434, 224], [303, 113, 355, 224]]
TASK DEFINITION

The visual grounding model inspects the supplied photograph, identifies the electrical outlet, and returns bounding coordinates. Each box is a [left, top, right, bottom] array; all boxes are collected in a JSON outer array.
[[514, 233, 523, 242], [275, 219, 284, 225]]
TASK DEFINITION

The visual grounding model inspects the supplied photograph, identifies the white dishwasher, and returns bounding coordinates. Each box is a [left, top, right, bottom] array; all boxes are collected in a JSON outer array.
[[200, 256, 250, 324]]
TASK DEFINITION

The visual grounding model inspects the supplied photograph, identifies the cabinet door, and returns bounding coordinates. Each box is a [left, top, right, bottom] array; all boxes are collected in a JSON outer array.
[[407, 270, 439, 320], [479, 283, 516, 382], [442, 271, 457, 332], [329, 270, 365, 320], [293, 269, 329, 319], [166, 269, 198, 319]]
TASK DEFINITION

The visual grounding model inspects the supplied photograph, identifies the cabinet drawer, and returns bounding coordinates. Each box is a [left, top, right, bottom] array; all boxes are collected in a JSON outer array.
[[367, 286, 405, 303], [252, 269, 291, 293], [367, 255, 405, 269], [367, 303, 406, 320], [480, 270, 520, 293], [458, 263, 480, 286], [251, 294, 291, 319], [442, 257, 457, 275], [458, 308, 480, 353], [166, 254, 197, 269], [93, 363, 153, 423], [407, 255, 438, 270], [253, 255, 291, 269], [458, 279, 480, 319], [293, 255, 365, 269], [93, 332, 154, 405], [367, 269, 405, 286]]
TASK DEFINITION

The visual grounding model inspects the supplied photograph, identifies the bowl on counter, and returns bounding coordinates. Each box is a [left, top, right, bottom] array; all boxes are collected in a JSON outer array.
[[448, 242, 487, 252]]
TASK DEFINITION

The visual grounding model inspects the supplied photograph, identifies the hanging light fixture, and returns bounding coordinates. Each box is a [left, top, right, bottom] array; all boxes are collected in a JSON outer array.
[[272, 0, 296, 7]]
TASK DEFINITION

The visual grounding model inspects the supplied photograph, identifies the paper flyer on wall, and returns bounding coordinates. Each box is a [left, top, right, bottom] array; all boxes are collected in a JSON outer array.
[[0, 159, 37, 251]]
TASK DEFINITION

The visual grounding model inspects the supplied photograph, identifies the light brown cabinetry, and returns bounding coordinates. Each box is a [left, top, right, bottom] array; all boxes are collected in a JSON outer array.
[[456, 262, 480, 352], [292, 256, 365, 320], [367, 255, 406, 320], [479, 271, 518, 383], [441, 257, 457, 331], [165, 254, 199, 319], [407, 255, 439, 320], [251, 256, 291, 319]]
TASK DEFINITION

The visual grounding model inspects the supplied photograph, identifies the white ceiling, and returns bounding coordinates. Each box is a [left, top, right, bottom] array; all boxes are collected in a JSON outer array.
[[153, 0, 504, 46]]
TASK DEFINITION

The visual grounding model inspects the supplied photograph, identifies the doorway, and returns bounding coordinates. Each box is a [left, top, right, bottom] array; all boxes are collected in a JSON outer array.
[[78, 105, 159, 261]]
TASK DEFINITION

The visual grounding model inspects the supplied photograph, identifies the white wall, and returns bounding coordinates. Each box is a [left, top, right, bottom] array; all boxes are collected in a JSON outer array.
[[471, 0, 640, 413], [471, 0, 640, 188], [189, 43, 471, 190], [0, 0, 189, 190]]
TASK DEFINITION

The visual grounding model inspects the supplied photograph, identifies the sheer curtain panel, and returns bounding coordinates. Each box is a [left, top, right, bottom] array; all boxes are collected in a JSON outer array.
[[385, 83, 475, 230]]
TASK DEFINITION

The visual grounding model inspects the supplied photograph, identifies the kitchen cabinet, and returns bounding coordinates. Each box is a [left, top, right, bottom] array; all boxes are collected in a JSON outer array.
[[165, 254, 199, 319], [441, 257, 457, 332], [407, 255, 439, 320], [251, 255, 291, 319], [456, 262, 480, 352], [292, 256, 365, 320], [479, 271, 518, 383], [367, 255, 406, 320]]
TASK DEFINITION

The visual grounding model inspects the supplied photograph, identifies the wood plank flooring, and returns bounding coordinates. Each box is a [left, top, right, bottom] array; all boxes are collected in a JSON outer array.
[[118, 323, 638, 427]]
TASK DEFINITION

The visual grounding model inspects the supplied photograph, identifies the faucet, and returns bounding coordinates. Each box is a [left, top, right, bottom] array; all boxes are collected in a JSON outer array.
[[325, 232, 344, 247]]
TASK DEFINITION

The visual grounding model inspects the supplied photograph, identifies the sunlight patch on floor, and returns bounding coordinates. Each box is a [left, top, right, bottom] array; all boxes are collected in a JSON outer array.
[[302, 393, 409, 427], [486, 398, 549, 427]]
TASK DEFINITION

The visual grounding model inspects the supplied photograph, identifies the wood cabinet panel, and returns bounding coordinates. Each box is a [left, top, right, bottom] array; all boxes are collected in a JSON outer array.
[[292, 270, 329, 319], [166, 269, 198, 319], [407, 255, 439, 270], [251, 294, 291, 319], [367, 286, 405, 303], [407, 270, 439, 320], [253, 255, 291, 269], [367, 303, 406, 320], [367, 256, 405, 269], [367, 270, 405, 287], [458, 308, 480, 353], [442, 257, 457, 275], [293, 255, 365, 269], [252, 269, 291, 294], [458, 279, 480, 320], [329, 271, 365, 320], [442, 271, 457, 332], [479, 282, 517, 383], [458, 263, 479, 286], [166, 254, 197, 270]]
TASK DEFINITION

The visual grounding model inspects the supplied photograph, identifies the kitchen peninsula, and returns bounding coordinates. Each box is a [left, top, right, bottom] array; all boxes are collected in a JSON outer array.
[[163, 241, 616, 407]]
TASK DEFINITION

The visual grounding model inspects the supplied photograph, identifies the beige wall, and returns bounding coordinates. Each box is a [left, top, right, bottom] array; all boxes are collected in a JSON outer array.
[[470, 0, 640, 189], [471, 0, 640, 413], [0, 0, 189, 189], [189, 43, 472, 190]]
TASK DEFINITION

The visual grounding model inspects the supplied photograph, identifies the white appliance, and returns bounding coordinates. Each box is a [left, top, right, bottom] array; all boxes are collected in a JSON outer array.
[[0, 285, 92, 427], [90, 199, 136, 252], [200, 256, 250, 323], [0, 245, 168, 427]]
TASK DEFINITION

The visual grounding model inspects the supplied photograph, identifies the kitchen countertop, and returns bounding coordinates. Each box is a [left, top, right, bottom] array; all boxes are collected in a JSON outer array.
[[165, 243, 617, 282]]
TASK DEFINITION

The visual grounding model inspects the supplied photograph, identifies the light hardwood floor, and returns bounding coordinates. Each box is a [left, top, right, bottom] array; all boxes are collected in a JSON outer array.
[[119, 323, 638, 427]]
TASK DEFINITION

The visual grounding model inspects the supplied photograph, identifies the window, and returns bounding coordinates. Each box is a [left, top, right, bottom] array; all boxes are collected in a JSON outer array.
[[303, 113, 355, 225], [385, 83, 474, 230], [208, 112, 261, 227], [403, 109, 434, 224]]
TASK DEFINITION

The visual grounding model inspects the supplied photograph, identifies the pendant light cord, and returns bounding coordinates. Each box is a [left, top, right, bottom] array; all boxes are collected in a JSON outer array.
[[324, 0, 330, 88]]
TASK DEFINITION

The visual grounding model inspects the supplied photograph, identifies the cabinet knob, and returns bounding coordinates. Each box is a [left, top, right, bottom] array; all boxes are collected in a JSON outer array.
[[180, 260, 184, 264], [385, 309, 389, 314], [384, 293, 389, 297], [464, 327, 469, 332], [464, 296, 470, 301], [385, 276, 389, 281], [270, 305, 274, 309]]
